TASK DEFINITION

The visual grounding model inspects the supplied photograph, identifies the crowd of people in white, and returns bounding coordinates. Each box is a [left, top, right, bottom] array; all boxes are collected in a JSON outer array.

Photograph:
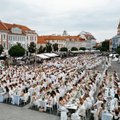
[[0, 53, 119, 120]]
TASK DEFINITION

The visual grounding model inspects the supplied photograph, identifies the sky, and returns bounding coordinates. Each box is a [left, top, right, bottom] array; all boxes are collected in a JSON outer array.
[[0, 0, 120, 42]]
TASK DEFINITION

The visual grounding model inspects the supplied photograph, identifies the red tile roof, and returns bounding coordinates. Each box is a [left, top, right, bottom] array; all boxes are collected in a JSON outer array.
[[37, 35, 85, 44], [0, 21, 8, 31], [84, 34, 95, 40], [0, 21, 32, 32]]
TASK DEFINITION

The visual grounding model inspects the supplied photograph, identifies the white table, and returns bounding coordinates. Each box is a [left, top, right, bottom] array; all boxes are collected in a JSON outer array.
[[12, 95, 21, 105], [102, 112, 113, 120], [0, 93, 5, 102], [65, 104, 78, 110]]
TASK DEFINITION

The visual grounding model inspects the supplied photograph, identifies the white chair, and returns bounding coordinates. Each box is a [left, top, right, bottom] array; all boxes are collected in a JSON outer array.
[[39, 100, 47, 111], [4, 93, 9, 103], [0, 94, 4, 102], [12, 95, 21, 105], [46, 103, 53, 113], [71, 113, 81, 120], [101, 112, 113, 120], [22, 93, 29, 105]]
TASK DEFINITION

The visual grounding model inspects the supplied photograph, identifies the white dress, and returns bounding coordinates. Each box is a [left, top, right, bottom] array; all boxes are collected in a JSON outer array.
[[59, 105, 68, 120], [71, 112, 81, 120]]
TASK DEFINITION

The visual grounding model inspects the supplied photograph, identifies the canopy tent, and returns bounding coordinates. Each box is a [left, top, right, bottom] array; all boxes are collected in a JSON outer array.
[[71, 50, 84, 53], [85, 50, 90, 52], [36, 54, 50, 59], [43, 53, 59, 57]]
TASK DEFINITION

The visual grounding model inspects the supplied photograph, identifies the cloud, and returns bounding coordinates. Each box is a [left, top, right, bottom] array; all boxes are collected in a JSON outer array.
[[0, 0, 120, 41]]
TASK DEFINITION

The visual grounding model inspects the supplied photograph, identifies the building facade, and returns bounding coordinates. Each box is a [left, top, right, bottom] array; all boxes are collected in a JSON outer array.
[[37, 35, 86, 50], [79, 31, 96, 49], [0, 21, 38, 51], [112, 21, 120, 50], [37, 31, 96, 50]]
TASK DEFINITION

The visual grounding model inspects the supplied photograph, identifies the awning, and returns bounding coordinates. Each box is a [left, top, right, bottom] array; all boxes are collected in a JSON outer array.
[[43, 53, 59, 57], [71, 50, 84, 53], [36, 54, 50, 59]]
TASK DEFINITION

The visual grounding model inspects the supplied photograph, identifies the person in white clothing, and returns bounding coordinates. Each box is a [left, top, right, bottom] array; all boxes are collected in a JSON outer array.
[[59, 97, 68, 120], [77, 98, 86, 120]]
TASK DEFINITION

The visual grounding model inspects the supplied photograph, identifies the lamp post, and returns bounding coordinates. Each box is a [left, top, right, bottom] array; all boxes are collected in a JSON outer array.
[[35, 46, 37, 67]]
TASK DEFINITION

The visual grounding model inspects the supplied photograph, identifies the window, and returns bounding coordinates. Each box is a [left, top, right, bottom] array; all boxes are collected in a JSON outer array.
[[4, 42, 6, 48], [4, 34, 6, 39], [12, 36, 13, 41]]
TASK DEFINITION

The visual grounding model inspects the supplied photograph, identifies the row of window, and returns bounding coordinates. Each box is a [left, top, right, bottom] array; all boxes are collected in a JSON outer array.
[[8, 35, 26, 41], [27, 36, 37, 41], [0, 34, 37, 41], [50, 40, 65, 43], [0, 34, 6, 40]]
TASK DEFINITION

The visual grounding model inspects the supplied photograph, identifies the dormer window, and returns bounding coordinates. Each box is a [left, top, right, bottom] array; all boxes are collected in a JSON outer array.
[[11, 27, 22, 34]]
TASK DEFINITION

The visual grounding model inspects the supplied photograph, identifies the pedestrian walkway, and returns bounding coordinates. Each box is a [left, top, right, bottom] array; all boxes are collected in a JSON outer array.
[[0, 103, 59, 120], [94, 61, 120, 79]]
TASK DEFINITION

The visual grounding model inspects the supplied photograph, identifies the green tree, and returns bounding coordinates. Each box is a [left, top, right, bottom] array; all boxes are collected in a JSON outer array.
[[71, 47, 78, 51], [116, 46, 120, 55], [38, 46, 45, 54], [45, 42, 52, 53], [100, 47, 108, 52], [79, 47, 86, 51], [8, 43, 25, 57], [60, 47, 68, 52], [101, 40, 109, 51], [0, 45, 4, 55], [53, 43, 58, 51], [28, 42, 36, 54]]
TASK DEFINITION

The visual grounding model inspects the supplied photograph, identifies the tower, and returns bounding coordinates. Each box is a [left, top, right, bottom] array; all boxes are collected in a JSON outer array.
[[62, 30, 68, 36], [117, 21, 120, 35]]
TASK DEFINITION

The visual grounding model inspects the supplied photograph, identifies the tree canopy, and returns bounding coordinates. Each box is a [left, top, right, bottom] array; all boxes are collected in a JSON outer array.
[[79, 47, 86, 51], [101, 40, 109, 51], [60, 47, 68, 52], [116, 46, 120, 55], [53, 43, 58, 51], [8, 43, 25, 57], [45, 42, 52, 53], [38, 45, 45, 54], [28, 42, 36, 54], [71, 47, 78, 51]]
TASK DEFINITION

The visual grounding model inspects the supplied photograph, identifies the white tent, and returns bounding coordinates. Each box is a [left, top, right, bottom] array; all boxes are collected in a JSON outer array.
[[85, 50, 90, 52], [43, 53, 59, 57], [36, 54, 50, 59], [71, 50, 84, 53]]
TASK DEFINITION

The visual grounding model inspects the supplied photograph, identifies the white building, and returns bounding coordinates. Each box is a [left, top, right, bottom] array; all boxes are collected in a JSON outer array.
[[0, 20, 38, 51], [79, 31, 96, 49], [112, 21, 120, 50], [37, 35, 94, 50], [37, 35, 85, 50]]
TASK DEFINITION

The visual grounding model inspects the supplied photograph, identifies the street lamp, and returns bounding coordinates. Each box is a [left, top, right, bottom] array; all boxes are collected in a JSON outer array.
[[35, 46, 37, 67]]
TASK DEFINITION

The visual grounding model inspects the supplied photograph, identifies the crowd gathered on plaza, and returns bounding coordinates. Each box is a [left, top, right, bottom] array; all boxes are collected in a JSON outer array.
[[0, 53, 120, 120]]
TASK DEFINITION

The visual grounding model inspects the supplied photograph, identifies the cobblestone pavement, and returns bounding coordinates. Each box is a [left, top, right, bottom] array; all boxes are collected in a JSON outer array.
[[108, 61, 120, 78], [94, 61, 120, 78], [0, 104, 59, 120]]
